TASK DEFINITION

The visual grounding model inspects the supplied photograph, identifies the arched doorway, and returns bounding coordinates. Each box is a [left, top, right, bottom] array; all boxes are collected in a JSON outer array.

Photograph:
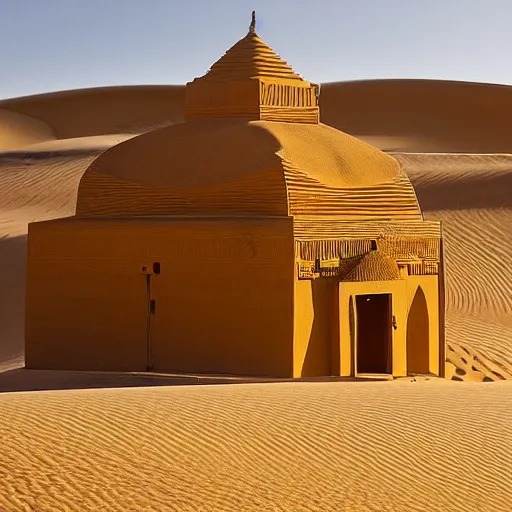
[[356, 294, 392, 374], [406, 286, 430, 374]]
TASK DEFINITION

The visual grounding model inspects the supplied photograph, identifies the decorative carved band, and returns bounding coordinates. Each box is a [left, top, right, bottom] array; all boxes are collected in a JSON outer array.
[[259, 82, 318, 108], [408, 261, 439, 275], [295, 235, 440, 280]]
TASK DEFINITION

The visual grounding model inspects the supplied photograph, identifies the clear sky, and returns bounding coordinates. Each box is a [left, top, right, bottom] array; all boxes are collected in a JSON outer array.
[[1, 0, 511, 99]]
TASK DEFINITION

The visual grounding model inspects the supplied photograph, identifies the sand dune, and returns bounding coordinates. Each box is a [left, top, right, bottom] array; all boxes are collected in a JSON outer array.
[[321, 80, 512, 153], [11, 134, 136, 153], [1, 380, 511, 511], [0, 86, 186, 141], [0, 109, 55, 150], [1, 80, 512, 511], [4, 79, 512, 153], [395, 153, 512, 381]]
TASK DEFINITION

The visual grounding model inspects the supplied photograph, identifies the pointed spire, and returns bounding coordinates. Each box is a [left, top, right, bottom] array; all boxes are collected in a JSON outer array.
[[201, 13, 302, 82], [249, 11, 256, 34], [185, 12, 319, 124]]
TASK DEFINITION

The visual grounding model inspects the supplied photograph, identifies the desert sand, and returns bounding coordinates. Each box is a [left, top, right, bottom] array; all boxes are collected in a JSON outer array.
[[0, 79, 511, 511], [2, 380, 511, 512], [399, 153, 512, 382], [0, 109, 55, 151]]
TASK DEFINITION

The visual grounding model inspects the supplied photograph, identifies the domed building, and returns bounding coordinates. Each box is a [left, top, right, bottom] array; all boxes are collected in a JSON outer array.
[[25, 14, 445, 378]]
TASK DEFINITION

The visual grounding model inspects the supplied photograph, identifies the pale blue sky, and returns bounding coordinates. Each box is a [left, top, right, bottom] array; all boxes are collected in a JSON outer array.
[[1, 0, 511, 99]]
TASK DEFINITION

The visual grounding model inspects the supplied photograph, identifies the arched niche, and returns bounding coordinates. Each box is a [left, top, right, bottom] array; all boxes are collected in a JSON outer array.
[[406, 286, 430, 374]]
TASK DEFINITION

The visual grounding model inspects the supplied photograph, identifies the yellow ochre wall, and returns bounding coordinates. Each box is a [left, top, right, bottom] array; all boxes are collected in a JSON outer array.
[[406, 275, 440, 375], [293, 278, 339, 378], [334, 276, 440, 377], [26, 217, 295, 376], [338, 280, 408, 377], [293, 275, 440, 378]]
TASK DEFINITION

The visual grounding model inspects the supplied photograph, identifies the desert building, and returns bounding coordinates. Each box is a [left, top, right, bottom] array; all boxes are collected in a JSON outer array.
[[25, 15, 445, 378]]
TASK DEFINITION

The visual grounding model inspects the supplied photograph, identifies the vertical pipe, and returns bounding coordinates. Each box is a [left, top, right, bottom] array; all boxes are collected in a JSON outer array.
[[145, 274, 152, 371]]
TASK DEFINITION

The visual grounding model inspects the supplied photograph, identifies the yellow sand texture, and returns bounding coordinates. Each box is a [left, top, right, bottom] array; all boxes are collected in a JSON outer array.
[[0, 86, 185, 143], [1, 380, 511, 512], [0, 109, 55, 150], [4, 78, 512, 152], [397, 153, 512, 381], [320, 79, 512, 153]]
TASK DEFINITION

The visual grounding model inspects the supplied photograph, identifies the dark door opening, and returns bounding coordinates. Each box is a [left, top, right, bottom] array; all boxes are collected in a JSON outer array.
[[356, 293, 392, 374], [142, 261, 161, 372]]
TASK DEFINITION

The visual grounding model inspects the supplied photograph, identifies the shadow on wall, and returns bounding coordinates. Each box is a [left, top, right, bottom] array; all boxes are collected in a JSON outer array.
[[0, 235, 27, 370], [407, 286, 430, 374], [302, 279, 339, 377]]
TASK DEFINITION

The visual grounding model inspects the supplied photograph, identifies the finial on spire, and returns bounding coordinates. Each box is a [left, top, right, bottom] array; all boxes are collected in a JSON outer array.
[[249, 11, 256, 34]]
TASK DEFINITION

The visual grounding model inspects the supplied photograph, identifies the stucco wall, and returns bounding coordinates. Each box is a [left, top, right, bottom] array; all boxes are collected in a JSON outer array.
[[293, 278, 338, 378], [338, 280, 408, 377], [406, 275, 440, 375], [26, 217, 295, 376], [336, 277, 440, 377]]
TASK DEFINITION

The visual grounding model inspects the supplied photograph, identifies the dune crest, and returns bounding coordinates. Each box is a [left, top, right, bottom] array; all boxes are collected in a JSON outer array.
[[4, 79, 512, 154], [0, 86, 186, 139], [321, 79, 512, 153], [0, 109, 55, 150]]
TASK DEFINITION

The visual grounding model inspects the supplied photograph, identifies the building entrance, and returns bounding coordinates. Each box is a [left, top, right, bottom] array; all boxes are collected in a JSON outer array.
[[356, 293, 392, 374]]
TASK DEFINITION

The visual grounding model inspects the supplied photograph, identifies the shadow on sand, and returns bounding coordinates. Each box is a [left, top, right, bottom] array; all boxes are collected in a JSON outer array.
[[0, 367, 388, 394]]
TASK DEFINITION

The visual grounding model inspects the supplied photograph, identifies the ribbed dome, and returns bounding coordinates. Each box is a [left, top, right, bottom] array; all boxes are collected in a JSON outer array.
[[341, 251, 400, 282], [204, 32, 302, 82], [75, 119, 422, 220]]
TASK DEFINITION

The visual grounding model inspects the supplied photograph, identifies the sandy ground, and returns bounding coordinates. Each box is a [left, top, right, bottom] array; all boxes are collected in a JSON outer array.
[[0, 80, 511, 511], [1, 380, 511, 512]]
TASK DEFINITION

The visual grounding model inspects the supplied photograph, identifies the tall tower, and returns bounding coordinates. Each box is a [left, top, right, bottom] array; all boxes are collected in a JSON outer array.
[[185, 12, 320, 124]]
